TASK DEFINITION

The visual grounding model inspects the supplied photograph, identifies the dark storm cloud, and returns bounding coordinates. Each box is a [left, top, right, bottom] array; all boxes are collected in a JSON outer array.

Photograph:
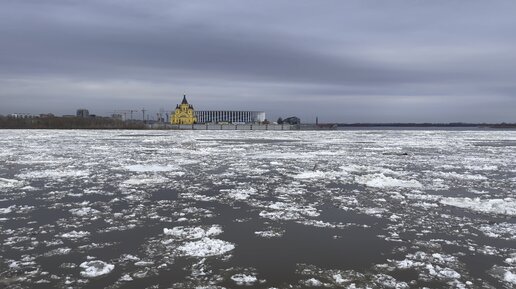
[[1, 0, 516, 122]]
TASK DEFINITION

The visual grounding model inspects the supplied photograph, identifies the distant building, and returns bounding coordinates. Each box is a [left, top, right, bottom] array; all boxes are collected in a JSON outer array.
[[76, 109, 89, 118], [170, 95, 197, 124], [8, 113, 33, 119], [111, 114, 123, 121], [283, 116, 300, 125], [195, 110, 265, 124]]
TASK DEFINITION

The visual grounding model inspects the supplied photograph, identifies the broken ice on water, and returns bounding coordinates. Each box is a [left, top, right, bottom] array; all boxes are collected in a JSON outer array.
[[0, 129, 515, 288]]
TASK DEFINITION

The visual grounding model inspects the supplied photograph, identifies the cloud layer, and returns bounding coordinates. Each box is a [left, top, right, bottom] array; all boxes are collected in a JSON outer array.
[[1, 0, 515, 122]]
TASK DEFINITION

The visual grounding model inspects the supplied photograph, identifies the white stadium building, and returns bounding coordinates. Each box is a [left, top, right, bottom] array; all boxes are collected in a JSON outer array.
[[195, 110, 265, 124]]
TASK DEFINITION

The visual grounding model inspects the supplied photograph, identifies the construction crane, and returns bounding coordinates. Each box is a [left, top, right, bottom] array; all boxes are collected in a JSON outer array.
[[112, 110, 139, 121]]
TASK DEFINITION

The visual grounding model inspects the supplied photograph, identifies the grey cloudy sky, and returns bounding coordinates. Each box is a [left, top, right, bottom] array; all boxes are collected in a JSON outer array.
[[1, 0, 516, 122]]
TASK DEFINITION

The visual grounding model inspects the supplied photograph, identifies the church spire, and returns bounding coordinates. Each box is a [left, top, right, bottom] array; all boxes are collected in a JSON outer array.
[[171, 94, 197, 125]]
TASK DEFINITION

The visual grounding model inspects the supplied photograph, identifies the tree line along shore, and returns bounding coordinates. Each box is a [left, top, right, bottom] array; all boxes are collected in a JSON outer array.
[[0, 115, 515, 129]]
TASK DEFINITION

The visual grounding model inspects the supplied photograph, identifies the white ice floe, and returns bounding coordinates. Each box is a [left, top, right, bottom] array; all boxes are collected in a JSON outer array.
[[44, 247, 72, 256], [504, 270, 516, 284], [124, 164, 178, 172], [332, 273, 347, 284], [121, 175, 169, 187], [490, 265, 516, 286], [375, 274, 409, 288], [292, 168, 350, 180], [440, 197, 516, 216], [395, 259, 420, 269], [293, 171, 330, 179], [404, 191, 440, 201], [61, 230, 91, 239], [176, 238, 235, 257], [119, 254, 140, 262], [391, 251, 462, 280], [258, 210, 295, 221], [433, 171, 487, 181], [361, 207, 387, 217], [465, 165, 498, 171], [434, 268, 461, 279], [0, 205, 14, 214], [231, 273, 258, 285], [163, 225, 222, 240], [302, 278, 323, 286], [16, 169, 89, 179], [412, 202, 439, 209], [0, 178, 25, 190], [254, 229, 284, 238], [119, 274, 133, 282], [79, 260, 114, 278], [180, 192, 217, 202], [343, 165, 406, 177], [134, 261, 154, 267], [478, 223, 516, 240], [69, 207, 100, 217], [0, 205, 34, 215], [226, 187, 257, 200], [259, 201, 319, 221], [356, 173, 422, 189]]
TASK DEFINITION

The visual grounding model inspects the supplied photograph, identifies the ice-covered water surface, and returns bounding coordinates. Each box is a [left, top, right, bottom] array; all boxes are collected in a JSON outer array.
[[0, 129, 515, 289]]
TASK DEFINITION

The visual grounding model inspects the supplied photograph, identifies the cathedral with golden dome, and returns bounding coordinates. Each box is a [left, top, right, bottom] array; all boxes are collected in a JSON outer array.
[[170, 95, 197, 124]]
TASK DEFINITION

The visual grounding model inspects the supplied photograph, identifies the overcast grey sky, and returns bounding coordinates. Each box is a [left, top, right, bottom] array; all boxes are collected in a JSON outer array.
[[1, 0, 515, 122]]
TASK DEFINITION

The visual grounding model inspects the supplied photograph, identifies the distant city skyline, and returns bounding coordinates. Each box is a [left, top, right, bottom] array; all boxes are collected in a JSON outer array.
[[1, 1, 516, 123]]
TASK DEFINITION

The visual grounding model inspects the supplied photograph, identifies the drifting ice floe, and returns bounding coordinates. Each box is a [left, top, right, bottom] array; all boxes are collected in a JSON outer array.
[[504, 270, 516, 285], [163, 225, 222, 240], [0, 178, 25, 190], [254, 229, 285, 238], [356, 173, 423, 189], [176, 238, 235, 257], [0, 205, 15, 214], [79, 260, 115, 278], [16, 169, 90, 179], [478, 223, 516, 240], [124, 164, 178, 172], [293, 170, 331, 179], [490, 265, 516, 286], [121, 175, 169, 187], [61, 230, 91, 239], [226, 187, 257, 200], [231, 273, 258, 285], [69, 207, 100, 217], [440, 197, 516, 216], [259, 201, 319, 221], [433, 171, 488, 180]]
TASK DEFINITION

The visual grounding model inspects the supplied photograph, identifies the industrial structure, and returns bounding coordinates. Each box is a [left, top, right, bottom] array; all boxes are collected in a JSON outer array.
[[76, 109, 89, 118]]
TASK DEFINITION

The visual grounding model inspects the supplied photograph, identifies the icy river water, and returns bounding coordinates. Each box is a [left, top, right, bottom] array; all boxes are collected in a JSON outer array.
[[0, 129, 515, 289]]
